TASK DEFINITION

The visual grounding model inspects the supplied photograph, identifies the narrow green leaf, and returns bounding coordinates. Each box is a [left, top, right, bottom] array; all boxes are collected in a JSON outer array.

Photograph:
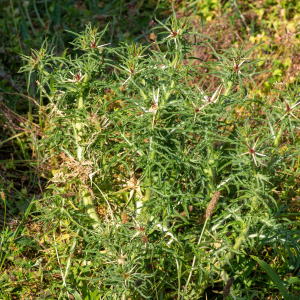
[[287, 277, 300, 285], [21, 14, 29, 40], [67, 288, 83, 300], [251, 256, 292, 300]]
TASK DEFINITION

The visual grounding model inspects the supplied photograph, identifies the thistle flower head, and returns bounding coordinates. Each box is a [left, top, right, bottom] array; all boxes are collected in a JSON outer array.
[[67, 70, 86, 83], [274, 99, 300, 122], [239, 138, 266, 166]]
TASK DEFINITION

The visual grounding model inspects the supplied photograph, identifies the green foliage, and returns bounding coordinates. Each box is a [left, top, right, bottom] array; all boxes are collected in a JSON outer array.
[[7, 12, 299, 299], [251, 256, 292, 300], [1, 1, 300, 300]]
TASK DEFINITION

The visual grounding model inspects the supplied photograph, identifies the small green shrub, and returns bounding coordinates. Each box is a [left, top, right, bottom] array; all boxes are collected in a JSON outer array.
[[16, 11, 300, 300]]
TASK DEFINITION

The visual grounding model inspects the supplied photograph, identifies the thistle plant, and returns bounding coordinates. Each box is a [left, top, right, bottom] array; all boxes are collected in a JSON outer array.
[[18, 12, 300, 300]]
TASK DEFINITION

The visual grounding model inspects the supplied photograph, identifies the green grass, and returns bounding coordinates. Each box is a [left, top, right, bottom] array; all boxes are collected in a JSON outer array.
[[1, 1, 300, 299]]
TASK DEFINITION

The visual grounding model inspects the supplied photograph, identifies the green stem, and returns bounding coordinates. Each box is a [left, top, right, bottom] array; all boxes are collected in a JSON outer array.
[[273, 123, 285, 149], [58, 229, 80, 299], [0, 196, 7, 266], [82, 188, 100, 227], [74, 82, 100, 227], [197, 222, 250, 296], [33, 0, 45, 29], [224, 81, 233, 97], [220, 224, 250, 268], [206, 81, 233, 196], [144, 142, 156, 201], [144, 85, 174, 201], [264, 123, 285, 174], [206, 145, 215, 197], [76, 92, 84, 161], [38, 74, 44, 132], [10, 0, 23, 53], [23, 1, 37, 35], [182, 218, 209, 300]]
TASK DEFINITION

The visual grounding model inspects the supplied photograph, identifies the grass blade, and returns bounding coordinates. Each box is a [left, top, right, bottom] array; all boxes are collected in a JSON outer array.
[[251, 256, 292, 300]]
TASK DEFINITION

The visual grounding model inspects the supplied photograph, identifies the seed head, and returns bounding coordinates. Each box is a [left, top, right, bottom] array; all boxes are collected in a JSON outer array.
[[205, 191, 221, 219], [223, 277, 234, 299]]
